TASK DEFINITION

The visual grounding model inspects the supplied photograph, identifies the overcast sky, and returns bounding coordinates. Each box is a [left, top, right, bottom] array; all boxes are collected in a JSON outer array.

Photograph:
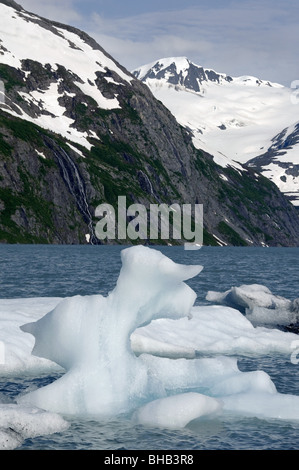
[[18, 0, 299, 86]]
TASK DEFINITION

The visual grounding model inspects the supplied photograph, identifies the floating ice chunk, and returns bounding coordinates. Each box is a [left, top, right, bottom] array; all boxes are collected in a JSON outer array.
[[246, 305, 299, 327], [139, 354, 299, 422], [19, 246, 203, 415], [291, 299, 299, 314], [0, 404, 69, 450], [141, 354, 276, 397], [0, 298, 62, 376], [138, 354, 299, 422], [132, 334, 196, 359], [206, 284, 298, 327], [12, 246, 299, 425], [133, 305, 297, 357], [206, 284, 291, 312], [222, 392, 299, 421], [133, 393, 222, 429]]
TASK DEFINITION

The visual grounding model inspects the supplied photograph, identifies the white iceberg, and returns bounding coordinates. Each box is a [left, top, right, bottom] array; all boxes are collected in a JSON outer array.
[[140, 354, 299, 422], [206, 284, 299, 326], [133, 393, 222, 429], [0, 245, 297, 430], [132, 305, 297, 356], [206, 283, 291, 311], [0, 298, 63, 375], [19, 246, 203, 415]]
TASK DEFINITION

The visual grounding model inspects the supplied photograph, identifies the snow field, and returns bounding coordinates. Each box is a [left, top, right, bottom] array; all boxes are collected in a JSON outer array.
[[0, 3, 133, 149]]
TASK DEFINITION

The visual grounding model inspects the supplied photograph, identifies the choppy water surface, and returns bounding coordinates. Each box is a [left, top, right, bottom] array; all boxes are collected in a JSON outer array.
[[0, 245, 299, 450]]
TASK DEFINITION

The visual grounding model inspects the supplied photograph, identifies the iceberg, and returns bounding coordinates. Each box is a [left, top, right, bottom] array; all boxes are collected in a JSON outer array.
[[0, 298, 63, 375], [9, 245, 299, 428], [206, 284, 291, 312], [133, 393, 223, 429], [19, 246, 203, 416], [133, 305, 297, 356], [206, 284, 299, 327]]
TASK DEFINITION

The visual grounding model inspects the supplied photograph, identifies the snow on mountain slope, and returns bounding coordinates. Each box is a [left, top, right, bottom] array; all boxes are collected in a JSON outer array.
[[247, 121, 299, 206], [0, 1, 133, 149], [134, 58, 299, 204], [1, 3, 299, 246]]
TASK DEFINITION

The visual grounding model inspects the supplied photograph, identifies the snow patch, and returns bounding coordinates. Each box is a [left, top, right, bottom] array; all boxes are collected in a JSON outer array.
[[36, 150, 46, 159], [66, 143, 85, 158]]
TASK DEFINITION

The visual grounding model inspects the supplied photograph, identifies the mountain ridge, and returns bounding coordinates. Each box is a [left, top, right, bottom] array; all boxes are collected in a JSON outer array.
[[133, 57, 299, 207], [134, 56, 281, 94], [0, 1, 299, 246]]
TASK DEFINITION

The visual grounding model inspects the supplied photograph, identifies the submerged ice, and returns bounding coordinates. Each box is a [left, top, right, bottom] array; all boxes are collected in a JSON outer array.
[[16, 246, 299, 427]]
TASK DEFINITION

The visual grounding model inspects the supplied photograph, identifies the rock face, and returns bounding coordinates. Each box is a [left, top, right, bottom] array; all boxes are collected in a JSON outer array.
[[0, 1, 299, 246]]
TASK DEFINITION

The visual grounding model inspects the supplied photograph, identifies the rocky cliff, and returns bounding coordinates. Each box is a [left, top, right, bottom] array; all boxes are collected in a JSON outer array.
[[0, 0, 299, 246]]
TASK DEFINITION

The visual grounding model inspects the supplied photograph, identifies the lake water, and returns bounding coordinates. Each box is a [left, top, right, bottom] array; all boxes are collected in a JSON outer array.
[[0, 244, 299, 450]]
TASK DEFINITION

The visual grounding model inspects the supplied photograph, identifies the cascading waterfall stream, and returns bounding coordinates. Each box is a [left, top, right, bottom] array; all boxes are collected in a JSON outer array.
[[44, 137, 97, 244]]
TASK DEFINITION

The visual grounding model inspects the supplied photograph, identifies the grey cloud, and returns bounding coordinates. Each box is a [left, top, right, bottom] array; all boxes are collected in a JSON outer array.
[[18, 0, 81, 23], [14, 0, 299, 85], [87, 2, 299, 85]]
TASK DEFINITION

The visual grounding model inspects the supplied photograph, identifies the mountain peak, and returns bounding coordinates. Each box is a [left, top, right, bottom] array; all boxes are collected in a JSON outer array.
[[133, 57, 233, 93], [0, 1, 299, 247], [133, 56, 299, 207], [133, 57, 283, 95]]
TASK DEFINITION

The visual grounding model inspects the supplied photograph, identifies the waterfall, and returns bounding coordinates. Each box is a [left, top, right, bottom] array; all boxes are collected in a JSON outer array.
[[138, 170, 160, 202], [44, 137, 97, 244]]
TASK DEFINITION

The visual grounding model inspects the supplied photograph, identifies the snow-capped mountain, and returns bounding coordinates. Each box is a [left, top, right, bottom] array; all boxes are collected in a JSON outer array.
[[0, 0, 133, 150], [247, 122, 299, 207], [133, 57, 299, 206], [1, 0, 299, 247]]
